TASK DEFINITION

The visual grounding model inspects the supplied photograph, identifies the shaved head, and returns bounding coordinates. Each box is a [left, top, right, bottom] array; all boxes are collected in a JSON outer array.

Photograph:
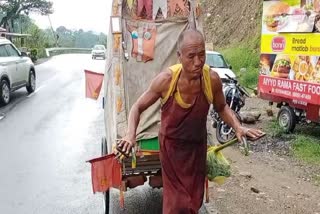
[[176, 29, 206, 80], [177, 29, 205, 52]]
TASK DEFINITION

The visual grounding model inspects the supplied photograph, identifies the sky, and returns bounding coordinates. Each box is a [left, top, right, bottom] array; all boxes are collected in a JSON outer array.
[[30, 0, 112, 34]]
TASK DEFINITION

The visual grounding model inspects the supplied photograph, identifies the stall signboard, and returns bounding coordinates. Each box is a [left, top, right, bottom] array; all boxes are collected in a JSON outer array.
[[259, 0, 320, 105]]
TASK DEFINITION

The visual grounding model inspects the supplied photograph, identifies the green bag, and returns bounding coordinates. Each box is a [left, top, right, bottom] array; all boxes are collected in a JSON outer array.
[[206, 137, 250, 184], [206, 145, 231, 184]]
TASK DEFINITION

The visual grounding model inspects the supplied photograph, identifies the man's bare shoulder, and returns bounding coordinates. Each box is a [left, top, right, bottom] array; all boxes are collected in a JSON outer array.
[[156, 68, 172, 82], [150, 68, 172, 92], [209, 68, 221, 84]]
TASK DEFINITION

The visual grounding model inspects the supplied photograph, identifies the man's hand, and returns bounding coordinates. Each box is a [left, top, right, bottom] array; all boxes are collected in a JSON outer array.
[[235, 126, 265, 142], [113, 70, 169, 161], [115, 137, 136, 160]]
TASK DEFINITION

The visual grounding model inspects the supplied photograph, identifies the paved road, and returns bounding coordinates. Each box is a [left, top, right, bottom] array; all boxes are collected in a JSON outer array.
[[0, 54, 106, 214], [0, 54, 210, 214]]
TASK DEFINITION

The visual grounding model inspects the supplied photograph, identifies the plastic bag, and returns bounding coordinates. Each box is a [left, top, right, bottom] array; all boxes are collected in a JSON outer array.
[[206, 146, 231, 184]]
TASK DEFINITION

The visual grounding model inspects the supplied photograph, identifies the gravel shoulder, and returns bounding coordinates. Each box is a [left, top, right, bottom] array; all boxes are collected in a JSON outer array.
[[205, 97, 320, 214]]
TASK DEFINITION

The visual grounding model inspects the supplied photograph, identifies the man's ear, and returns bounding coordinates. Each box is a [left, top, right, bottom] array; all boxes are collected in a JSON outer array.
[[177, 51, 181, 60]]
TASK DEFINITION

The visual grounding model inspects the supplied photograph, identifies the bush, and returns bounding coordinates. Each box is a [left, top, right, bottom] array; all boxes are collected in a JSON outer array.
[[219, 35, 261, 88], [37, 48, 47, 58], [30, 48, 38, 62], [239, 66, 259, 88]]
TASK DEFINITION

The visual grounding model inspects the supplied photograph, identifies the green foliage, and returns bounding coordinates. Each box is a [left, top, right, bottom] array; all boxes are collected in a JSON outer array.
[[267, 119, 287, 138], [0, 0, 53, 31], [219, 35, 261, 88], [1, 9, 107, 59], [240, 68, 259, 89], [25, 23, 52, 58], [267, 120, 320, 165], [290, 125, 320, 165], [7, 17, 107, 59], [30, 48, 38, 62], [292, 136, 320, 165], [56, 27, 107, 48]]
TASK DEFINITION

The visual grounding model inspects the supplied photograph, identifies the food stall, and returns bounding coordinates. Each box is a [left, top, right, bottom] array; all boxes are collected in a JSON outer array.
[[259, 0, 320, 132]]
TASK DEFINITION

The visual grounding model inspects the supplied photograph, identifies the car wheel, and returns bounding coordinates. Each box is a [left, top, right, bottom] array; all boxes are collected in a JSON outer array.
[[0, 79, 10, 105], [101, 137, 112, 214], [26, 70, 36, 93]]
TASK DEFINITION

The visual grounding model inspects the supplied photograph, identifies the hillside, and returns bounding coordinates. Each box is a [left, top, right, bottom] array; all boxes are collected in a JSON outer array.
[[202, 0, 263, 48]]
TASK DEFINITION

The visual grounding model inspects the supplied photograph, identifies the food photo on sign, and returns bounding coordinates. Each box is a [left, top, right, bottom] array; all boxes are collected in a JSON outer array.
[[271, 54, 292, 79], [260, 54, 276, 76], [259, 54, 320, 83], [262, 0, 318, 34], [315, 57, 320, 81]]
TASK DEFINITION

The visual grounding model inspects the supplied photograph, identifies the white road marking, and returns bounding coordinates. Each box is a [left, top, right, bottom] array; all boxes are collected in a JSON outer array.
[[0, 113, 5, 121], [27, 85, 45, 98]]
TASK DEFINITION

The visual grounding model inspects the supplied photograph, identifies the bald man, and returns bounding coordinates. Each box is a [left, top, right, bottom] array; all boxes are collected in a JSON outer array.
[[117, 29, 263, 213]]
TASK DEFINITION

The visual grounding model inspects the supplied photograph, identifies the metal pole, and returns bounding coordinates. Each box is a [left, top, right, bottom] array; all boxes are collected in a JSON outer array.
[[188, 0, 197, 29], [20, 16, 22, 34], [47, 15, 58, 47]]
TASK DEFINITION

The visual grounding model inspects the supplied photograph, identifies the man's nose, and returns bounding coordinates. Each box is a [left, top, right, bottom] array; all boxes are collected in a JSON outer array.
[[194, 56, 202, 67]]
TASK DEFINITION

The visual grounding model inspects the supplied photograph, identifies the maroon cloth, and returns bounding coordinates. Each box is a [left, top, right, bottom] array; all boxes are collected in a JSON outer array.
[[159, 80, 210, 213], [137, 0, 152, 19], [87, 154, 122, 193]]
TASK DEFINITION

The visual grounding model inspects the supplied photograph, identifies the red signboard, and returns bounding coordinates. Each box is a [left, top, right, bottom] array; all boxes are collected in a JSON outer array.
[[259, 75, 320, 106]]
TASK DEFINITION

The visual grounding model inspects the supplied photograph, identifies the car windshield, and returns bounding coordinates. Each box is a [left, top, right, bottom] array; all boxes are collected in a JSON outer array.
[[93, 45, 105, 50], [206, 53, 228, 68]]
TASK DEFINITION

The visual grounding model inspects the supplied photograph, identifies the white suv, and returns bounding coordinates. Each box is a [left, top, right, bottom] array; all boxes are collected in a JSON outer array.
[[206, 51, 236, 80], [0, 37, 35, 105], [91, 45, 106, 60]]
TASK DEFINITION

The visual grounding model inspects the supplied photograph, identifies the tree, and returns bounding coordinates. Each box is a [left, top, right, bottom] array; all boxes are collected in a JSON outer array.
[[0, 0, 53, 31], [55, 26, 107, 48]]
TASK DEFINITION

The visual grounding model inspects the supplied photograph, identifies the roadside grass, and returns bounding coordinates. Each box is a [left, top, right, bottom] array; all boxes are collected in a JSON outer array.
[[267, 120, 320, 165], [266, 119, 287, 138], [291, 135, 320, 165], [218, 35, 260, 89]]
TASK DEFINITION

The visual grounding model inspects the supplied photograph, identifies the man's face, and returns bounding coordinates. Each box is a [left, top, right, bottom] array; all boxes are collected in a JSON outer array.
[[178, 36, 206, 79]]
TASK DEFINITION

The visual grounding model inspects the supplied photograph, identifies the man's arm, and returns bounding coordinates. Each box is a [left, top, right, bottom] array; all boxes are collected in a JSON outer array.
[[117, 70, 171, 155], [211, 71, 242, 133], [210, 71, 263, 141]]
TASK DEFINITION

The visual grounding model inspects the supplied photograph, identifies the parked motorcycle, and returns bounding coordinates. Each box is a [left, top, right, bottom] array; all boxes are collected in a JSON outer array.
[[210, 74, 250, 144]]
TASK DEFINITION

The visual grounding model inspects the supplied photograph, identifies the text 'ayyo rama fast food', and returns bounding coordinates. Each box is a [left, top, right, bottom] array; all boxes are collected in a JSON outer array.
[[264, 2, 290, 32]]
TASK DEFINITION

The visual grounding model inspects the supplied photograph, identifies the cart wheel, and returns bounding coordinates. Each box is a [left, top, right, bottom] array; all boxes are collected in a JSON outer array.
[[101, 137, 112, 214], [104, 192, 111, 214], [277, 106, 296, 133], [101, 137, 108, 156]]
